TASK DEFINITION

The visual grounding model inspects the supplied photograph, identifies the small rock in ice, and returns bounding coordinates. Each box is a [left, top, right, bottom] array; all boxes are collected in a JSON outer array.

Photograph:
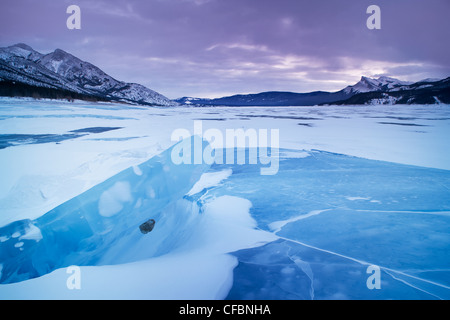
[[139, 219, 156, 234]]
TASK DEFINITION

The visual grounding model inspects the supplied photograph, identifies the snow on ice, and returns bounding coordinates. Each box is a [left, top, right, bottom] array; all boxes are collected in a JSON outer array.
[[0, 98, 449, 299]]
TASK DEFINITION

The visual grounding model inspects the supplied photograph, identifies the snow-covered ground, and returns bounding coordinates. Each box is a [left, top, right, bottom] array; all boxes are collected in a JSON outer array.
[[0, 98, 449, 299]]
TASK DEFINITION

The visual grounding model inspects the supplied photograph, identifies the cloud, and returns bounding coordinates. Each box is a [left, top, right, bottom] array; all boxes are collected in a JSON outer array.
[[0, 0, 449, 98], [206, 43, 271, 53]]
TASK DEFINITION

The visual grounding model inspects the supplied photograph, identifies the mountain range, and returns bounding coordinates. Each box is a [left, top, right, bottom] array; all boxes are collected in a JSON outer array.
[[0, 43, 173, 106], [176, 76, 450, 106], [0, 43, 449, 106]]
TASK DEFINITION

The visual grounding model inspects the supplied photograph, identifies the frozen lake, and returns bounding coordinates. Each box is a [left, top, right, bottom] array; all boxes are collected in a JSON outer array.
[[0, 98, 449, 299]]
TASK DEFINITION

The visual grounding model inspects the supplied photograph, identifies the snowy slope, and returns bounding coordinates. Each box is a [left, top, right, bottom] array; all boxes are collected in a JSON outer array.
[[0, 44, 173, 106], [342, 76, 413, 94], [335, 77, 450, 105]]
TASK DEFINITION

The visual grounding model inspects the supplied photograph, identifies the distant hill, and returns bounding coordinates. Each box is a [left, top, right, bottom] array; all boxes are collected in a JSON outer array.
[[175, 76, 450, 106]]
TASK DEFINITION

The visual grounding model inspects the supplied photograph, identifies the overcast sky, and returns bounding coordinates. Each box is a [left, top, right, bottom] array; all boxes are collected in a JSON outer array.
[[1, 0, 449, 98]]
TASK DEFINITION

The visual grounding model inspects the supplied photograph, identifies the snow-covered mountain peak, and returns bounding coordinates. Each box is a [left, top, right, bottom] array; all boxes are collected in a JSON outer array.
[[343, 76, 381, 94], [0, 43, 174, 106], [418, 78, 441, 83], [376, 76, 413, 87], [38, 48, 117, 88], [176, 96, 212, 104], [46, 48, 75, 62], [11, 43, 35, 52], [0, 43, 43, 61], [343, 76, 414, 94]]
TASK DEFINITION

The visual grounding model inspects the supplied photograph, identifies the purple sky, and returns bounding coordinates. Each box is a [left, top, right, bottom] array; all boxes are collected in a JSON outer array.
[[1, 0, 449, 98]]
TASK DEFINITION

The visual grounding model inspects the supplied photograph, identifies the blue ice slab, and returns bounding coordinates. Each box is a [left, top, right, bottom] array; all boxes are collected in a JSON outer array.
[[277, 208, 450, 274], [0, 127, 123, 149], [203, 149, 450, 299], [226, 239, 444, 300], [0, 136, 211, 284], [208, 149, 450, 226], [0, 133, 83, 149]]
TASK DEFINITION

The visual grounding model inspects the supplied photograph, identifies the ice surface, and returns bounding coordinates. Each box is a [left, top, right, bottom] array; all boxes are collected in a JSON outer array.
[[204, 149, 450, 299], [0, 99, 449, 299], [226, 239, 449, 300]]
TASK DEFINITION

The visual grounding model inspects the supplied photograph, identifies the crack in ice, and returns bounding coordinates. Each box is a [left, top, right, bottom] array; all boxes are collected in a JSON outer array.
[[287, 250, 315, 300], [268, 209, 331, 233], [384, 270, 444, 300], [274, 234, 450, 295]]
